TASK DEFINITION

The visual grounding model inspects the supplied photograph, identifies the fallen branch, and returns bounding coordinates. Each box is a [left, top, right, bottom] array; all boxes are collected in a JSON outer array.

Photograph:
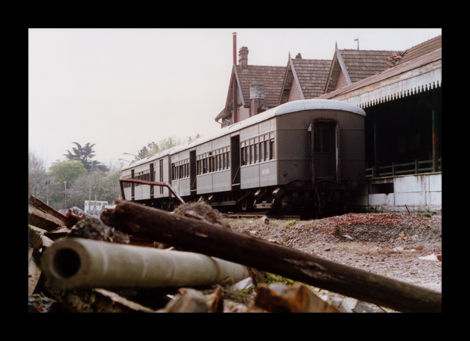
[[101, 200, 441, 312]]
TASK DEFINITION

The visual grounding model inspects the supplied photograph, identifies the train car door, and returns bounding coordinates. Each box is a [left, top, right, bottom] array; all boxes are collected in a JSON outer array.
[[131, 169, 135, 200], [190, 150, 196, 193], [231, 135, 240, 188], [311, 120, 340, 183], [149, 162, 154, 199], [159, 159, 164, 195]]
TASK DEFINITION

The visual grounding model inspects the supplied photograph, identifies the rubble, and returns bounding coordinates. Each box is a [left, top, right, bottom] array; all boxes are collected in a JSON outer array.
[[28, 195, 442, 313], [100, 200, 442, 312], [254, 283, 339, 312]]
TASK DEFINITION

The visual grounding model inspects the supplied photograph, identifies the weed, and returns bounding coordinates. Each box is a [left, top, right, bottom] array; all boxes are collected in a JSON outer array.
[[263, 272, 295, 285]]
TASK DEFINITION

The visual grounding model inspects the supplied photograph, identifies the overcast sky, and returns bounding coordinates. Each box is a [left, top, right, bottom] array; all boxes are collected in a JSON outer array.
[[28, 28, 442, 170]]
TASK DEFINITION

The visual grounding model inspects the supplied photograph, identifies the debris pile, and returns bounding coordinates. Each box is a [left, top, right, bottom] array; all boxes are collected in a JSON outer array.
[[28, 196, 441, 313]]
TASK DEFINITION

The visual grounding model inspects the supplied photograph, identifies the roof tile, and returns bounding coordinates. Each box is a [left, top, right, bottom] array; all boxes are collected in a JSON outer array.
[[235, 64, 286, 108]]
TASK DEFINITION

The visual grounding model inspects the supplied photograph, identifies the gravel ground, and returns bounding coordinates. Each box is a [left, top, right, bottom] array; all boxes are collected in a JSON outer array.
[[226, 212, 442, 293]]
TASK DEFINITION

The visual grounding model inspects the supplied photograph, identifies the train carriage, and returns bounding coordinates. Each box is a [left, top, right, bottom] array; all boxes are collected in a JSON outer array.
[[120, 99, 366, 217]]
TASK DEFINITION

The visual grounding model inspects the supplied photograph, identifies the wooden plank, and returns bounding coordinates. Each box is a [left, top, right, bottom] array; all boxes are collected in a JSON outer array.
[[28, 204, 66, 231], [29, 196, 67, 224]]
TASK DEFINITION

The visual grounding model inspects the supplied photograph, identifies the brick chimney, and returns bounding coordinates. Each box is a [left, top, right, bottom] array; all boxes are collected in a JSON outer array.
[[239, 46, 249, 71], [250, 82, 265, 116]]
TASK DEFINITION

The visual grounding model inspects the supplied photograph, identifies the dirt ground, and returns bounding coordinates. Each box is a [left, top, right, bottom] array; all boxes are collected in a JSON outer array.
[[226, 212, 442, 294]]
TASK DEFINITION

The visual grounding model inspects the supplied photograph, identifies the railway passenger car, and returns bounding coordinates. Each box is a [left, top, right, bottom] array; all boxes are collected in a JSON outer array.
[[120, 99, 366, 217]]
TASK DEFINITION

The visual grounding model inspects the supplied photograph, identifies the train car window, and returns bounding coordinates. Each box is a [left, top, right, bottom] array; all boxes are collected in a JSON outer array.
[[264, 141, 268, 161], [269, 138, 275, 160], [254, 143, 258, 163], [314, 126, 334, 152], [159, 159, 164, 193], [247, 144, 251, 164], [260, 142, 264, 162]]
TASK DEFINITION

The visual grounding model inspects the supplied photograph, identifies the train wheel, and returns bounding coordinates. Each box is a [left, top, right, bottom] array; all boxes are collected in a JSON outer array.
[[240, 198, 249, 211]]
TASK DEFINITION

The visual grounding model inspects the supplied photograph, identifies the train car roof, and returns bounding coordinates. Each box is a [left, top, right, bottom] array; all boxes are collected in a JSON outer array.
[[122, 99, 365, 171]]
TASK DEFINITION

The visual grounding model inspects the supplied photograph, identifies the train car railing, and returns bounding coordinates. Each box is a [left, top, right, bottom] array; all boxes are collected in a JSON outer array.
[[119, 178, 185, 204], [365, 158, 442, 179]]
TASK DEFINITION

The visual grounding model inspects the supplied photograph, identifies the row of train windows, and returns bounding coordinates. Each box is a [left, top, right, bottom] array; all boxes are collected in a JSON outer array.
[[171, 160, 190, 180], [122, 172, 151, 188], [196, 151, 230, 175], [241, 138, 275, 166], [125, 136, 275, 184]]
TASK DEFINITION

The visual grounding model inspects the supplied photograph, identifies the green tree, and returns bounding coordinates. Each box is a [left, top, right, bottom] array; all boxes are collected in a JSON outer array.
[[65, 142, 109, 173], [68, 168, 122, 209], [49, 160, 88, 184], [133, 135, 200, 161]]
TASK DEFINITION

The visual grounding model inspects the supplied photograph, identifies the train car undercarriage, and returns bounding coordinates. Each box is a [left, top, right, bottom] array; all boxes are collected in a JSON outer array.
[[125, 179, 364, 219]]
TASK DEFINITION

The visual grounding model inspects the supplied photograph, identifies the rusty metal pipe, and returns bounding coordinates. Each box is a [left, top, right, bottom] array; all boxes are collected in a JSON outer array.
[[41, 238, 249, 289], [119, 178, 185, 204]]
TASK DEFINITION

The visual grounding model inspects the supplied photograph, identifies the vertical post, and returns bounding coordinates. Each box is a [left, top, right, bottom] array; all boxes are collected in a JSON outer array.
[[233, 32, 237, 65], [373, 119, 378, 176], [432, 110, 437, 172], [64, 181, 67, 208]]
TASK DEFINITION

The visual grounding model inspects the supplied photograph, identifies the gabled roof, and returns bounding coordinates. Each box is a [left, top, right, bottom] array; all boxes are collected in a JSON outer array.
[[319, 35, 442, 106], [341, 49, 398, 83], [279, 55, 331, 103], [292, 57, 331, 99], [215, 63, 286, 123], [235, 64, 286, 108], [324, 47, 397, 93], [395, 34, 441, 65], [319, 47, 441, 106]]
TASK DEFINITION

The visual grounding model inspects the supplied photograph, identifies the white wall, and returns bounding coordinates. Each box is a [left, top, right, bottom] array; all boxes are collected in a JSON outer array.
[[368, 173, 441, 212]]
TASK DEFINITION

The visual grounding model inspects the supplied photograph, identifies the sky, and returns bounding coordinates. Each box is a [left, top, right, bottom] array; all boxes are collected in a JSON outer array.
[[28, 28, 442, 170]]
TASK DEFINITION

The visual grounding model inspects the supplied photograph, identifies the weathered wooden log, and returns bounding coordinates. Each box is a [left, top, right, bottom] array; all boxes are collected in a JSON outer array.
[[40, 237, 250, 289], [101, 200, 442, 312]]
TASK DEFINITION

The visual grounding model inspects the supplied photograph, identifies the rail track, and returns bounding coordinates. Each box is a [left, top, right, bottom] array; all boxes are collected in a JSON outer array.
[[223, 211, 301, 220]]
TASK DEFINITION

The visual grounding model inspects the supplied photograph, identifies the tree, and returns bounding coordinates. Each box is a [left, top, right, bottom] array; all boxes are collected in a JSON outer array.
[[65, 142, 109, 173], [29, 149, 46, 172], [133, 135, 200, 161], [29, 150, 52, 203], [68, 168, 122, 209], [49, 160, 88, 184]]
